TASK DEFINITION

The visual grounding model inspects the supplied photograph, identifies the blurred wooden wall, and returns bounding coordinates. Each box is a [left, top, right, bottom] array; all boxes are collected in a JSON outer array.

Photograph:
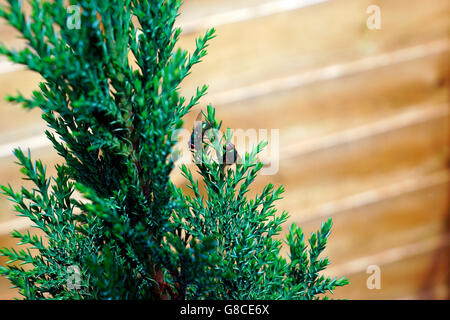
[[0, 0, 449, 299]]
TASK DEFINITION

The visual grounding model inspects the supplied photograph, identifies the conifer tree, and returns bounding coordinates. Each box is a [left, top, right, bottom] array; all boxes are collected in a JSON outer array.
[[0, 0, 348, 299]]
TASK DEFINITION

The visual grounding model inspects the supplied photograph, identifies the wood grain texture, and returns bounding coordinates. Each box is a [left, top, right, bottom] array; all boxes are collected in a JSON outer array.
[[177, 0, 450, 97], [280, 171, 450, 264], [326, 234, 450, 299]]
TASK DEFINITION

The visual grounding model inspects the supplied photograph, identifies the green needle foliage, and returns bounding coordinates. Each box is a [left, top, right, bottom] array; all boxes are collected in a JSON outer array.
[[0, 0, 348, 300]]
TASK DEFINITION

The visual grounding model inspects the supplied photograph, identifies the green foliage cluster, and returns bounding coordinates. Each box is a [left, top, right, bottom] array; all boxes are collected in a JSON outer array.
[[0, 0, 348, 299]]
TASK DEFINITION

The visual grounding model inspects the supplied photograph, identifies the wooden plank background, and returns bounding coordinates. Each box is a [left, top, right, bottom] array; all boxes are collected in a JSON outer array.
[[0, 0, 449, 299]]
